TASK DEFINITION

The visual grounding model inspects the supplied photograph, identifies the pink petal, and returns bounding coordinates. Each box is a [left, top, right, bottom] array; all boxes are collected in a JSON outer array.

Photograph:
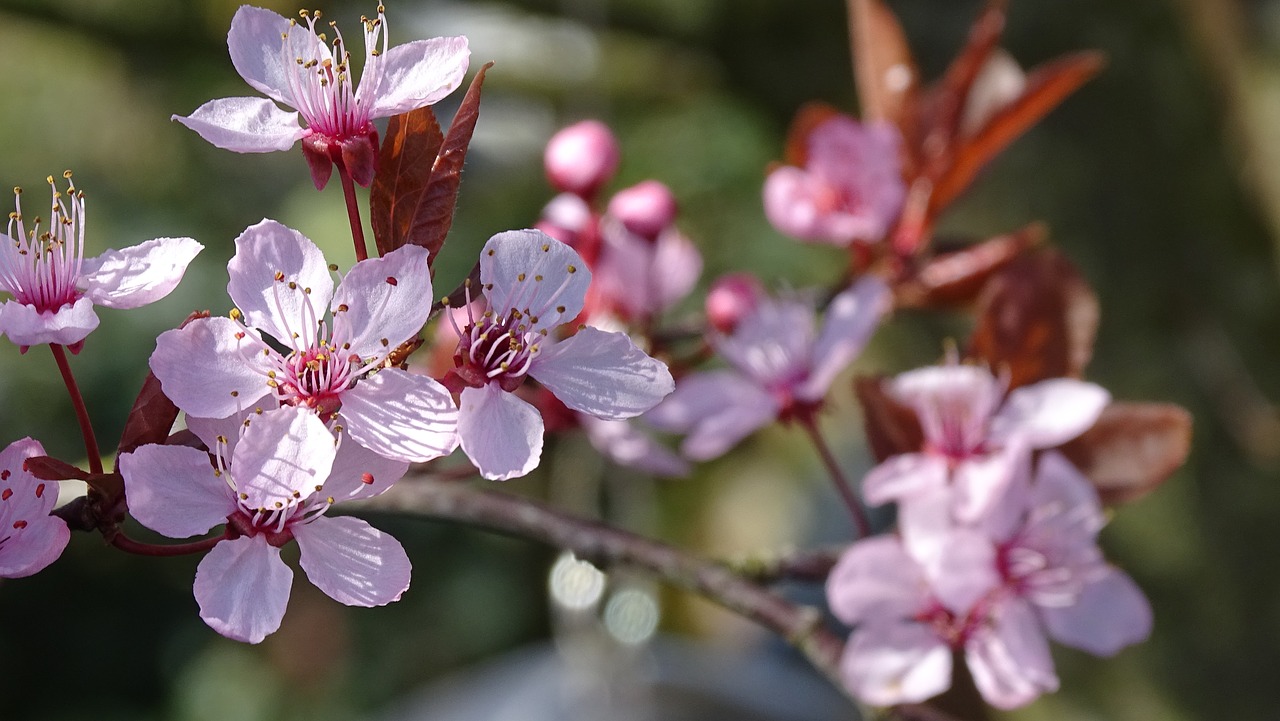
[[922, 528, 1000, 615], [0, 296, 99, 347], [194, 535, 292, 644], [797, 275, 890, 402], [1029, 451, 1103, 527], [841, 621, 953, 706], [365, 37, 471, 118], [952, 446, 1024, 523], [119, 444, 234, 539], [480, 230, 591, 328], [172, 97, 304, 153], [0, 438, 70, 578], [579, 415, 690, 477], [826, 536, 929, 625], [715, 295, 815, 387], [595, 222, 702, 319], [227, 5, 318, 107], [331, 244, 433, 361], [1040, 567, 1152, 656], [530, 327, 674, 420], [227, 220, 334, 344], [233, 407, 336, 510], [897, 485, 957, 570], [0, 511, 69, 578], [457, 384, 543, 481], [338, 369, 459, 463], [80, 237, 203, 309], [991, 378, 1110, 449], [643, 370, 778, 461], [322, 436, 410, 502], [966, 596, 1059, 710], [294, 515, 411, 607], [763, 166, 842, 245], [0, 438, 54, 515], [861, 453, 948, 507], [150, 316, 274, 419], [186, 399, 282, 457], [892, 364, 1003, 451]]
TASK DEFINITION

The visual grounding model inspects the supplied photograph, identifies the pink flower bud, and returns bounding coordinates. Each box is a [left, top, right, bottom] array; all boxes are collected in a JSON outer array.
[[705, 273, 764, 334], [608, 180, 678, 241], [544, 120, 620, 198]]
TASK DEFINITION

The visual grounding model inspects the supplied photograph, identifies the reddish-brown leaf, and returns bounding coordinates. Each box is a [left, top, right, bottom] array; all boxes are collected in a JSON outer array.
[[848, 0, 920, 131], [1058, 402, 1193, 505], [854, 375, 924, 462], [24, 455, 90, 481], [930, 51, 1105, 213], [782, 102, 841, 167], [967, 249, 1098, 390], [370, 106, 445, 257], [896, 222, 1043, 308], [926, 0, 1008, 147], [410, 62, 494, 266]]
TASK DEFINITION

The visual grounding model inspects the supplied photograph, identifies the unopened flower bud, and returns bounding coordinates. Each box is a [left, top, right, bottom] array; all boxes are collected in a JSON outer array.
[[544, 120, 620, 198], [608, 180, 677, 241], [706, 273, 764, 334]]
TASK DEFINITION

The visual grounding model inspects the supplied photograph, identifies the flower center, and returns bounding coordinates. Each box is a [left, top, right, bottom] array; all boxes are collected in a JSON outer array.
[[454, 311, 543, 392], [0, 173, 86, 314], [284, 7, 387, 140], [270, 342, 356, 416]]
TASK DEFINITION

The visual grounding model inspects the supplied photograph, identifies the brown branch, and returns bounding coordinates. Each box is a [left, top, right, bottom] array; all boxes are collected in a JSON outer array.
[[725, 545, 845, 584], [359, 476, 850, 691]]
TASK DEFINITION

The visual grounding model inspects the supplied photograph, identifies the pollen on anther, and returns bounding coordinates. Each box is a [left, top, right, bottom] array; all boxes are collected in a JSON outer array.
[[487, 249, 495, 256], [0, 470, 9, 481], [13, 520, 27, 530], [1, 489, 11, 501], [534, 275, 543, 282], [517, 273, 526, 282], [361, 472, 375, 485], [556, 305, 566, 313], [380, 338, 390, 347], [274, 271, 286, 282], [240, 492, 249, 500], [34, 483, 44, 498], [386, 276, 398, 286], [337, 304, 349, 312], [567, 265, 577, 273], [230, 390, 239, 397]]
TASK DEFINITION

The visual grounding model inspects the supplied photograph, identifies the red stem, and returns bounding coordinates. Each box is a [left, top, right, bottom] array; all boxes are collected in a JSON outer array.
[[50, 344, 103, 474], [337, 162, 370, 262], [108, 530, 226, 557], [798, 414, 870, 538]]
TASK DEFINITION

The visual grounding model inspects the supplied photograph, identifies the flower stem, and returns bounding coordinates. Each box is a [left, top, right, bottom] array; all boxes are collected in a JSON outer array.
[[50, 344, 103, 474], [336, 162, 370, 262], [108, 530, 225, 557], [798, 414, 870, 538]]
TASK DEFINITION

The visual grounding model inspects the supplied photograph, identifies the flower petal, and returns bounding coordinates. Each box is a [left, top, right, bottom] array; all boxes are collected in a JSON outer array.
[[81, 237, 203, 309], [922, 528, 1000, 615], [643, 370, 778, 461], [227, 5, 322, 107], [322, 435, 410, 502], [530, 327, 673, 420], [458, 384, 543, 481], [233, 407, 336, 510], [826, 536, 929, 625], [797, 276, 890, 402], [0, 438, 70, 578], [0, 296, 98, 347], [119, 444, 234, 539], [194, 535, 292, 644], [227, 219, 334, 344], [861, 453, 948, 507], [966, 596, 1059, 710], [295, 515, 411, 607], [0, 510, 69, 578], [366, 37, 471, 118], [150, 316, 274, 419], [0, 439, 54, 515], [991, 378, 1110, 449], [841, 621, 953, 706], [1040, 566, 1152, 656], [579, 416, 689, 478], [173, 97, 304, 153], [480, 230, 591, 328], [338, 369, 459, 463], [331, 244, 432, 361], [952, 446, 1025, 523]]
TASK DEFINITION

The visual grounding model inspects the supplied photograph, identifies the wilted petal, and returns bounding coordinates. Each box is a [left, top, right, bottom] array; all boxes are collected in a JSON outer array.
[[323, 436, 410, 502], [826, 536, 929, 625], [530, 327, 674, 420], [233, 408, 336, 510], [861, 453, 948, 506], [1041, 566, 1152, 656], [332, 244, 433, 361], [798, 275, 890, 401], [295, 515, 411, 607], [227, 220, 334, 344], [991, 378, 1110, 449], [841, 621, 953, 706], [458, 384, 543, 481], [339, 370, 459, 463], [194, 535, 292, 644], [644, 370, 778, 461], [173, 97, 304, 153], [150, 316, 274, 419], [966, 596, 1059, 710], [366, 37, 471, 118], [0, 296, 98, 347], [81, 237, 203, 309], [480, 230, 591, 328], [119, 444, 233, 539]]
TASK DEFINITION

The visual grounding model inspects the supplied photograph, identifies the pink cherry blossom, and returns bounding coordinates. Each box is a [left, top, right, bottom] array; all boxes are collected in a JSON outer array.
[[150, 219, 457, 464], [0, 438, 70, 578], [646, 275, 890, 460], [592, 214, 702, 323], [443, 229, 674, 480], [0, 174, 202, 349], [119, 406, 412, 644], [763, 115, 906, 246], [174, 5, 469, 189], [862, 363, 1110, 524]]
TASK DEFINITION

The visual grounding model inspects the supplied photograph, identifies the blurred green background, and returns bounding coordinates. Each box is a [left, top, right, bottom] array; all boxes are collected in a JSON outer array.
[[0, 0, 1276, 719]]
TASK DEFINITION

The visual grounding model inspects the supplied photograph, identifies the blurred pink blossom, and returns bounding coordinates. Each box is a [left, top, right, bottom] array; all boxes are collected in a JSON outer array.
[[544, 120, 621, 199]]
